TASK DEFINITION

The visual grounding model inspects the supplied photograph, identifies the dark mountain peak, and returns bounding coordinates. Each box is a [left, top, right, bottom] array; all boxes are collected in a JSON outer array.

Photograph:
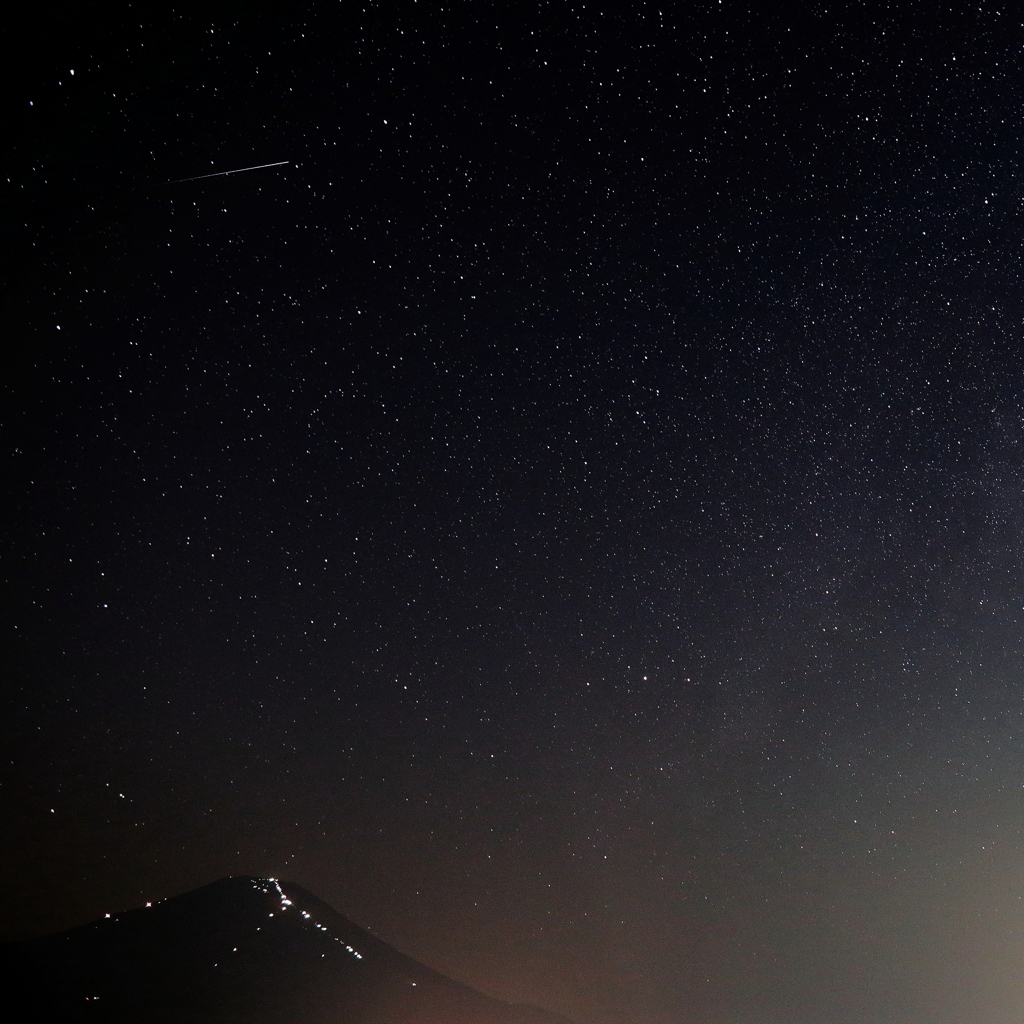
[[2, 876, 572, 1024]]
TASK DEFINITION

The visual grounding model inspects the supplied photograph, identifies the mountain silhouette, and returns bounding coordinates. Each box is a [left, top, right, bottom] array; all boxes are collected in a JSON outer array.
[[1, 876, 573, 1024]]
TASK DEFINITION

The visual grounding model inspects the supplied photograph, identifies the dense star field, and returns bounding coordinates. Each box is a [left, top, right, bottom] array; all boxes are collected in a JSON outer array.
[[5, 3, 1024, 1022]]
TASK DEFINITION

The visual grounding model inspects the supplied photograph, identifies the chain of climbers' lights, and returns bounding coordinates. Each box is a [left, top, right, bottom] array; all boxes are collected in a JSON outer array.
[[263, 878, 364, 959]]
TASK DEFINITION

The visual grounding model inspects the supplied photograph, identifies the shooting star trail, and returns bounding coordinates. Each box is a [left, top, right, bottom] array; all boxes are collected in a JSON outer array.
[[157, 161, 290, 186]]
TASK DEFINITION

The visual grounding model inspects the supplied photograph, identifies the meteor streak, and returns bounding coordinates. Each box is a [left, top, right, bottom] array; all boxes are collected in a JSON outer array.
[[157, 160, 290, 185]]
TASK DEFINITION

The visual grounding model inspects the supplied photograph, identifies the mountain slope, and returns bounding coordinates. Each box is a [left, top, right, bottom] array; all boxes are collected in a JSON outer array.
[[1, 876, 572, 1024]]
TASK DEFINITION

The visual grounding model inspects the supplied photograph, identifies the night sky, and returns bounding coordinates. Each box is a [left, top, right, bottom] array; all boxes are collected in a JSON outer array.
[[6, 2, 1024, 1022]]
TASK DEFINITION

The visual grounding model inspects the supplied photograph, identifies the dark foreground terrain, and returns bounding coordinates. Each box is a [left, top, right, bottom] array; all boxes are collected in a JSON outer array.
[[1, 877, 571, 1024]]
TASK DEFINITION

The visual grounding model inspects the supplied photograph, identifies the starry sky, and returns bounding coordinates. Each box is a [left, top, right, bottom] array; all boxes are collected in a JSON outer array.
[[6, 2, 1024, 1022]]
